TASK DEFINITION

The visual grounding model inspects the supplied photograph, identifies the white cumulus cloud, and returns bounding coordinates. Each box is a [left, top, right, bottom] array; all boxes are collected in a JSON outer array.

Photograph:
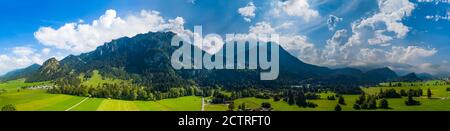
[[34, 9, 189, 54], [272, 0, 319, 22], [238, 2, 256, 22], [0, 46, 59, 75], [352, 0, 415, 46]]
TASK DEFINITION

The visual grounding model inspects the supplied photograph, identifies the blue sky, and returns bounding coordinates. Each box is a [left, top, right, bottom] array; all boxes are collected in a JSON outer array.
[[0, 0, 449, 76]]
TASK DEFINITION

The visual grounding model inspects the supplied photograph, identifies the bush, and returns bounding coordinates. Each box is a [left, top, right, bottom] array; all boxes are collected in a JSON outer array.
[[261, 102, 272, 109], [405, 100, 421, 106], [305, 93, 320, 100], [378, 89, 401, 98], [353, 103, 361, 110], [255, 93, 271, 99], [327, 95, 336, 100], [405, 95, 421, 106], [361, 103, 369, 109], [306, 102, 318, 108], [1, 104, 16, 111], [0, 89, 6, 95], [378, 99, 389, 109], [273, 95, 281, 102], [228, 103, 235, 111], [400, 89, 407, 97], [238, 103, 247, 111]]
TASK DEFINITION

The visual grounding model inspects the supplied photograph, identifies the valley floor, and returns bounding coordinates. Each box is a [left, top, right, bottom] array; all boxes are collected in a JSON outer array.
[[0, 89, 202, 111], [1, 80, 450, 111]]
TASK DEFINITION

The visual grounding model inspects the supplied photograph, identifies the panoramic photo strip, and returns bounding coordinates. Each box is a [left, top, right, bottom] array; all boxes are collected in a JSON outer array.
[[1, 0, 450, 128]]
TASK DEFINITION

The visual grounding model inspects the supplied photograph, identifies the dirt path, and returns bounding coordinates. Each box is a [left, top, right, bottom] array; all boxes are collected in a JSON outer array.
[[65, 97, 89, 111], [202, 97, 205, 111]]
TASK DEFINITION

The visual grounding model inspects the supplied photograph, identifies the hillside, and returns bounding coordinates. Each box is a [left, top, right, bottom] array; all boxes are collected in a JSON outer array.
[[0, 64, 40, 82], [395, 73, 422, 82]]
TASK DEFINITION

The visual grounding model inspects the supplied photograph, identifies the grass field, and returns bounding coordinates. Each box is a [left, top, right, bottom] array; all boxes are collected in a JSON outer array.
[[81, 70, 130, 87], [0, 78, 203, 111], [0, 88, 202, 111], [0, 79, 204, 111], [0, 79, 50, 92], [207, 80, 450, 111], [0, 89, 86, 111], [1, 79, 450, 111], [90, 96, 201, 111]]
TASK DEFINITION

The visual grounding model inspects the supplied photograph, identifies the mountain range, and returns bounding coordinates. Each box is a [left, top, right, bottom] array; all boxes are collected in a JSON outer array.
[[0, 31, 425, 90]]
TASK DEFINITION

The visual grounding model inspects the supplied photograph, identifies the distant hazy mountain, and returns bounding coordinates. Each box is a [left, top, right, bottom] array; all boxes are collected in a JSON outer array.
[[362, 67, 398, 83], [3, 31, 408, 89], [332, 68, 364, 76], [395, 73, 422, 82], [0, 64, 40, 81], [417, 73, 435, 80]]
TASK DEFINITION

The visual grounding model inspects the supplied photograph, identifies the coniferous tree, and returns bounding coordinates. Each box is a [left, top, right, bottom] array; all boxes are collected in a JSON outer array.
[[287, 92, 295, 105], [405, 90, 421, 106], [427, 88, 432, 98], [334, 104, 342, 111], [338, 96, 346, 105], [368, 97, 377, 109], [296, 91, 307, 107]]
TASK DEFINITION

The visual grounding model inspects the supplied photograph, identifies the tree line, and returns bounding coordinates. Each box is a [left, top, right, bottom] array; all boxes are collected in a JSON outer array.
[[49, 79, 204, 101]]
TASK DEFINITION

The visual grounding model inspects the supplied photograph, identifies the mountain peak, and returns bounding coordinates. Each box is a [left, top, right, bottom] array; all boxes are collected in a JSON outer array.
[[372, 67, 393, 72], [43, 58, 59, 66], [40, 58, 60, 72], [24, 57, 63, 82]]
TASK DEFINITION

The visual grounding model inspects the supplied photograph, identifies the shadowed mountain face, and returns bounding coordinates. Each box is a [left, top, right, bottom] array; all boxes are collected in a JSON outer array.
[[6, 31, 402, 90], [395, 73, 422, 82], [417, 73, 434, 80], [0, 64, 40, 81], [362, 67, 398, 83]]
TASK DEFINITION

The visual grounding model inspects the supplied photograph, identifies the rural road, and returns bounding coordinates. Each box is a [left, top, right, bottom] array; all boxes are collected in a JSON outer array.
[[65, 97, 89, 111]]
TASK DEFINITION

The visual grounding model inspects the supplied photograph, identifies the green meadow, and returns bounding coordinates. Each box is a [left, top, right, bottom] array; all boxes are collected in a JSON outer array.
[[80, 70, 130, 87], [1, 78, 450, 111], [0, 89, 85, 111], [206, 80, 450, 111], [0, 85, 202, 111], [1, 77, 202, 111], [0, 79, 50, 92]]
